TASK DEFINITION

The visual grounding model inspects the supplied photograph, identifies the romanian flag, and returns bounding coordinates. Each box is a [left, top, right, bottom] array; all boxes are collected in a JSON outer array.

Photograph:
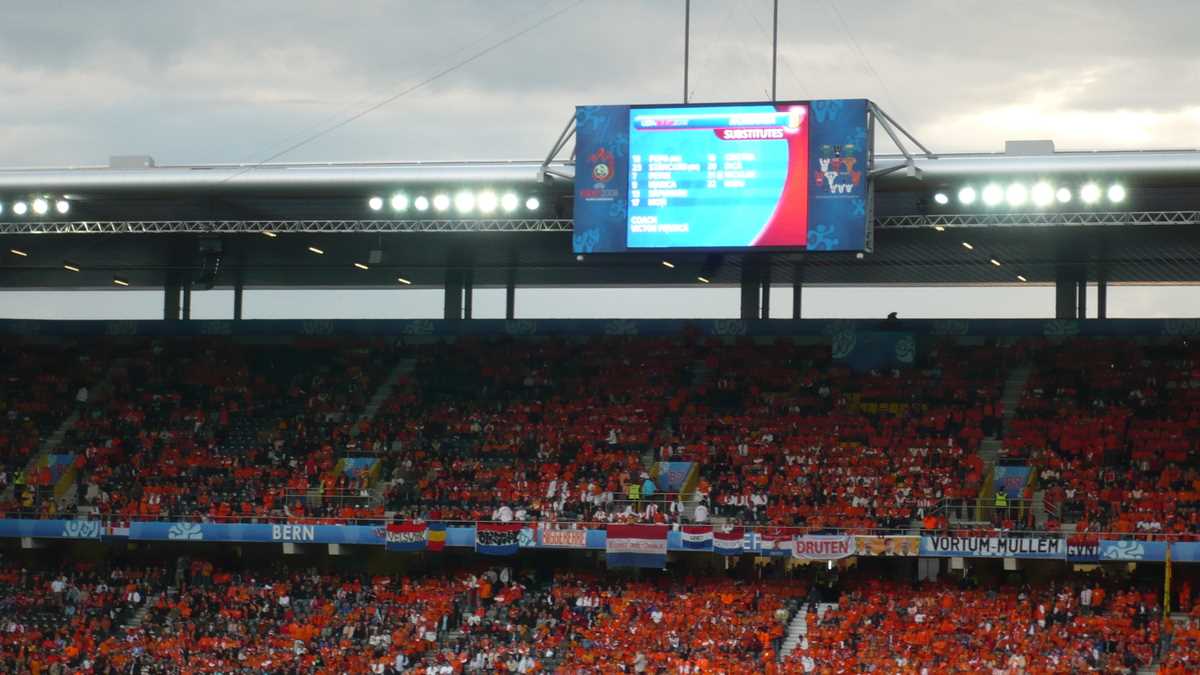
[[427, 522, 447, 552]]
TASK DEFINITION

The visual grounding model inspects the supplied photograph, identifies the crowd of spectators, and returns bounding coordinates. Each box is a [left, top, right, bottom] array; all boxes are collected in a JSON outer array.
[[1009, 339, 1200, 537], [61, 338, 392, 524], [0, 559, 166, 674], [0, 554, 808, 674], [5, 553, 1199, 674], [786, 575, 1163, 673], [5, 333, 1200, 540], [377, 337, 1002, 533], [0, 341, 105, 515]]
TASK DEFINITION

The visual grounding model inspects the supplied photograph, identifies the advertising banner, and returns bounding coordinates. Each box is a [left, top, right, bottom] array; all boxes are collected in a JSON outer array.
[[607, 524, 669, 568], [855, 535, 920, 557], [920, 536, 1066, 559], [0, 519, 101, 540], [793, 535, 855, 561], [127, 522, 387, 545], [1100, 540, 1168, 562]]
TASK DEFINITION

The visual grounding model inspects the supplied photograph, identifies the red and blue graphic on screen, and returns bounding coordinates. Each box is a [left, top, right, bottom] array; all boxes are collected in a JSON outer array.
[[572, 99, 870, 253], [627, 104, 809, 248]]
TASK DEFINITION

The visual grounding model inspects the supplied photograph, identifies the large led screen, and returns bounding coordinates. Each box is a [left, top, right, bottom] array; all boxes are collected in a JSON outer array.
[[573, 99, 871, 253]]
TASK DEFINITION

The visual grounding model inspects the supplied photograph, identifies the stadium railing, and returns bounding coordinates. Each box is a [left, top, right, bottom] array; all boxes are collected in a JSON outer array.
[[0, 511, 1195, 541]]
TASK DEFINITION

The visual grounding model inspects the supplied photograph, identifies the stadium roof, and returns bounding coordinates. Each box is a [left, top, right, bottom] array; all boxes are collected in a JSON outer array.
[[0, 148, 1197, 289]]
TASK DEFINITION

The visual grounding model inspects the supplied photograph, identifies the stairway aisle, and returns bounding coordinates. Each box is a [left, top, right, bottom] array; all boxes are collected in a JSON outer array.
[[779, 603, 837, 664]]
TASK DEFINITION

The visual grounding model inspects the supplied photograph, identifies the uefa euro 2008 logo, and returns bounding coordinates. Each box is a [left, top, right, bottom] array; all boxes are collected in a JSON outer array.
[[590, 148, 613, 184]]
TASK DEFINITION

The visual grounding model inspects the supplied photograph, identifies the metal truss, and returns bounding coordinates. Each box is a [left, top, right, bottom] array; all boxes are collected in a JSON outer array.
[[0, 219, 575, 234], [0, 211, 1194, 235], [876, 210, 1200, 229]]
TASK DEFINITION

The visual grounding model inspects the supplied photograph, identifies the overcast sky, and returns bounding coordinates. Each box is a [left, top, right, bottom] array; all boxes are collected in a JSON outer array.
[[0, 0, 1197, 319]]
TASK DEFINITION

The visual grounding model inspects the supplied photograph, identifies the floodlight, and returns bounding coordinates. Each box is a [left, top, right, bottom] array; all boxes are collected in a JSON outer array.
[[454, 191, 475, 214], [984, 183, 1003, 205], [1107, 184, 1126, 203], [525, 197, 540, 211], [933, 192, 949, 205], [1055, 187, 1072, 204], [501, 193, 519, 212], [63, 261, 80, 272], [307, 246, 325, 255], [957, 187, 977, 206], [432, 194, 450, 212], [1080, 183, 1101, 204], [13, 202, 27, 216], [477, 191, 498, 214], [390, 194, 408, 211], [1031, 182, 1054, 207], [368, 196, 384, 211], [55, 199, 70, 215], [414, 196, 430, 212], [1005, 183, 1027, 207], [112, 277, 129, 286], [32, 198, 49, 215], [982, 184, 1004, 207]]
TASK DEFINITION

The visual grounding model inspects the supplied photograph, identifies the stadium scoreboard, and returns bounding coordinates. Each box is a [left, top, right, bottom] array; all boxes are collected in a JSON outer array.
[[573, 99, 873, 254]]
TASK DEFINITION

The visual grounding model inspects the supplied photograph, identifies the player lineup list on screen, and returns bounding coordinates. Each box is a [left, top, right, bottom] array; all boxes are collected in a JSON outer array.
[[626, 104, 810, 249]]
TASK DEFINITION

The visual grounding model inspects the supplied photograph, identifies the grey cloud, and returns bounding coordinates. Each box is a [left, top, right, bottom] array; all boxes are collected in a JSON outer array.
[[1, 0, 1198, 166]]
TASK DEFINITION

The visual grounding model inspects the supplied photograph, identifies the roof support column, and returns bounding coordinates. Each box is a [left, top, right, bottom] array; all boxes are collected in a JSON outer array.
[[233, 274, 244, 320], [1097, 276, 1107, 320], [760, 265, 771, 319], [181, 275, 192, 320], [443, 270, 464, 321], [462, 270, 474, 320], [792, 263, 803, 319], [740, 259, 761, 320], [1054, 265, 1084, 320], [163, 273, 181, 321], [505, 274, 516, 320]]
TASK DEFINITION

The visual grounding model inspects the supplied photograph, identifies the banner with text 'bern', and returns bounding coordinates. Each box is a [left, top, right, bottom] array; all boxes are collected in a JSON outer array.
[[607, 524, 669, 568]]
